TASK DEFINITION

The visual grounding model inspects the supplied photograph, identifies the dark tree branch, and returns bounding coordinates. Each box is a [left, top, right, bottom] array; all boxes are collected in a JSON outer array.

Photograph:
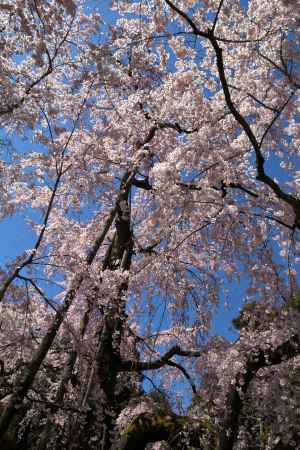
[[130, 29, 273, 48], [228, 84, 279, 113], [166, 360, 197, 394], [254, 213, 295, 230], [165, 0, 209, 38], [178, 180, 259, 199], [258, 91, 295, 148], [177, 181, 202, 191], [246, 92, 279, 113], [0, 360, 4, 377], [132, 177, 152, 190], [157, 121, 198, 134], [137, 240, 161, 255], [226, 182, 259, 198], [139, 102, 198, 135], [120, 345, 201, 372]]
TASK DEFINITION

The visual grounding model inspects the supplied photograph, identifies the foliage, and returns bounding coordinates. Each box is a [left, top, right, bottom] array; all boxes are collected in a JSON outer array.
[[0, 0, 299, 448]]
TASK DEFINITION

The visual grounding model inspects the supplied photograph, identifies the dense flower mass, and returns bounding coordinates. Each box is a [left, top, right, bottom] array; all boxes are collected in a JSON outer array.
[[0, 0, 299, 448]]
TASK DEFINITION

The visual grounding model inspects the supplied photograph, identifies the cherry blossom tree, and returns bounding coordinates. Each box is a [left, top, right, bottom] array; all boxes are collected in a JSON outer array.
[[0, 0, 299, 448]]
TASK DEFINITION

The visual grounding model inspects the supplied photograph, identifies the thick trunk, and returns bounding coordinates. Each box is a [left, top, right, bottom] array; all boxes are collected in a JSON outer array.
[[65, 174, 134, 449]]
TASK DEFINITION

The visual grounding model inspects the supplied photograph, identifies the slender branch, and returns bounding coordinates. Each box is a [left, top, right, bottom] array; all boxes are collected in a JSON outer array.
[[178, 180, 259, 199], [17, 275, 58, 312], [259, 91, 295, 148], [39, 106, 55, 144], [172, 217, 218, 252], [253, 213, 295, 230], [0, 171, 62, 303], [246, 92, 279, 113], [228, 84, 279, 113], [121, 28, 275, 52], [257, 49, 300, 90]]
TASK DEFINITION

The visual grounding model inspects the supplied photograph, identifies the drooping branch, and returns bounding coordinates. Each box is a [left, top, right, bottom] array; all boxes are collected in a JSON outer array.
[[220, 334, 300, 450], [164, 0, 300, 229], [0, 83, 94, 304]]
